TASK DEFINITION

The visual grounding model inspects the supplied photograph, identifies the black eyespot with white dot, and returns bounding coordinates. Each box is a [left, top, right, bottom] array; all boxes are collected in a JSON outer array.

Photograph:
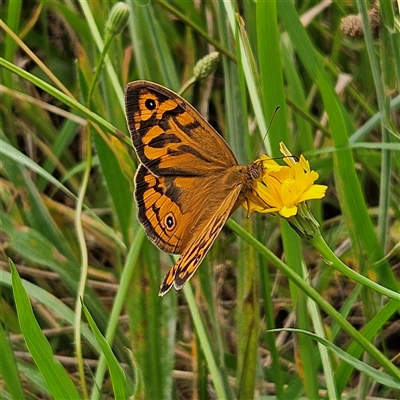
[[165, 212, 176, 231], [145, 98, 156, 110]]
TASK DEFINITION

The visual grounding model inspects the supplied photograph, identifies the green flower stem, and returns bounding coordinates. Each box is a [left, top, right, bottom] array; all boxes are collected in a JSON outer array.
[[226, 218, 400, 380], [86, 32, 114, 108], [310, 232, 400, 302]]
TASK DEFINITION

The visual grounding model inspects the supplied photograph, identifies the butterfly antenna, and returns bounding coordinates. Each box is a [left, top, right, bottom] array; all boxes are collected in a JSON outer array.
[[255, 106, 280, 157]]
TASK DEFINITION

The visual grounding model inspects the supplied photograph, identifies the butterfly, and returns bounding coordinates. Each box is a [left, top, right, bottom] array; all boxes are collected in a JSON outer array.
[[125, 80, 264, 296]]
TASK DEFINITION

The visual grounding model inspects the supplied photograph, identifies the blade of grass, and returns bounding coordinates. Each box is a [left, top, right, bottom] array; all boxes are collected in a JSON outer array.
[[91, 227, 144, 400], [257, 217, 286, 398], [1, 139, 77, 261], [1, 211, 116, 342], [236, 217, 260, 400], [223, 1, 268, 153], [2, 0, 22, 114], [303, 263, 338, 399], [256, 0, 289, 154], [317, 66, 397, 288], [183, 283, 235, 400], [277, 3, 395, 287], [0, 323, 25, 399], [257, 3, 321, 398], [215, 2, 248, 163], [82, 303, 127, 399], [9, 259, 82, 400], [0, 268, 100, 352], [124, 239, 177, 400], [17, 362, 48, 396], [78, 0, 124, 110], [335, 298, 400, 387], [218, 4, 260, 397], [0, 134, 125, 250], [272, 328, 400, 390], [282, 228, 320, 399], [0, 18, 74, 98], [1, 137, 76, 200], [127, 1, 179, 88], [0, 58, 129, 145], [356, 0, 393, 249]]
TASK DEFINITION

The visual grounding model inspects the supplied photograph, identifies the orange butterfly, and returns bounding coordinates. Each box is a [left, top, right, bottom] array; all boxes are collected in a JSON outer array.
[[125, 81, 263, 296]]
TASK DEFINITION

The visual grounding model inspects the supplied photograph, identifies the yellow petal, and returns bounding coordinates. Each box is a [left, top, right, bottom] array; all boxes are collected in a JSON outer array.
[[298, 185, 327, 202], [280, 205, 298, 218]]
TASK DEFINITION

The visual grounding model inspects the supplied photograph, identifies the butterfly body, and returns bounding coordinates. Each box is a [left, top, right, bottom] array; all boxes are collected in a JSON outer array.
[[125, 80, 262, 295]]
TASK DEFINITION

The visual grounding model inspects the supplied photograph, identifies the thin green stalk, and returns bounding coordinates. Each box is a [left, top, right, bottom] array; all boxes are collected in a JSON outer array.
[[78, 0, 124, 110], [310, 233, 400, 302], [183, 283, 234, 400], [222, 1, 268, 152], [158, 0, 236, 62], [74, 123, 92, 399], [91, 229, 144, 400], [356, 0, 392, 251], [74, 60, 100, 399], [303, 263, 338, 399], [226, 218, 400, 380]]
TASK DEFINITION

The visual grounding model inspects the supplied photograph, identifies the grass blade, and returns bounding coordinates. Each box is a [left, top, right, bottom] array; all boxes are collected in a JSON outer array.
[[9, 259, 82, 399]]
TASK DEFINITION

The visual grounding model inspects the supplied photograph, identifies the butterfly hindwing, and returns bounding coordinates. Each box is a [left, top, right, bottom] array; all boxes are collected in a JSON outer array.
[[158, 185, 242, 296], [135, 164, 187, 253]]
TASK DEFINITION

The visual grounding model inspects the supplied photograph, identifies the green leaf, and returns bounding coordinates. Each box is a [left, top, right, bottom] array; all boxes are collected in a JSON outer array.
[[271, 328, 400, 390], [82, 302, 127, 399], [9, 259, 82, 399], [0, 323, 25, 399]]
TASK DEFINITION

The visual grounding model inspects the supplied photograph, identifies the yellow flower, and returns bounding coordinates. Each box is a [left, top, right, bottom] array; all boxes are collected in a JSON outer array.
[[245, 142, 327, 219]]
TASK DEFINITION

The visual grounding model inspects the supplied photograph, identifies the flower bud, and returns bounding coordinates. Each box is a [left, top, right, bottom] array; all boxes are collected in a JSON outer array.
[[193, 52, 220, 81], [105, 2, 130, 37], [340, 1, 380, 40], [287, 203, 321, 241]]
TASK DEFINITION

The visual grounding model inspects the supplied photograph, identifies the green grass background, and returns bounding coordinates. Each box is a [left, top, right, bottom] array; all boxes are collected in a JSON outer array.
[[1, 1, 400, 399]]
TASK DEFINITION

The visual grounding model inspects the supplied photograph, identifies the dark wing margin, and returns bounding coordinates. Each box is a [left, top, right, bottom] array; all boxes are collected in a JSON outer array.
[[135, 164, 187, 253]]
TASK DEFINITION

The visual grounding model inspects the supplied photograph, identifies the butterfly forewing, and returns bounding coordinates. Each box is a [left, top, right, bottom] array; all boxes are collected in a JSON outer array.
[[125, 81, 238, 176]]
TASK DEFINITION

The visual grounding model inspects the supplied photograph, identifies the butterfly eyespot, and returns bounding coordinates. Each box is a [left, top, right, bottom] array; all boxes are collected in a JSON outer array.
[[145, 98, 157, 110], [165, 213, 175, 230]]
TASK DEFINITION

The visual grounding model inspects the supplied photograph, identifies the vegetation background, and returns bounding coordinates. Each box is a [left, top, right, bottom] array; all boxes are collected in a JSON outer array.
[[1, 0, 399, 399]]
